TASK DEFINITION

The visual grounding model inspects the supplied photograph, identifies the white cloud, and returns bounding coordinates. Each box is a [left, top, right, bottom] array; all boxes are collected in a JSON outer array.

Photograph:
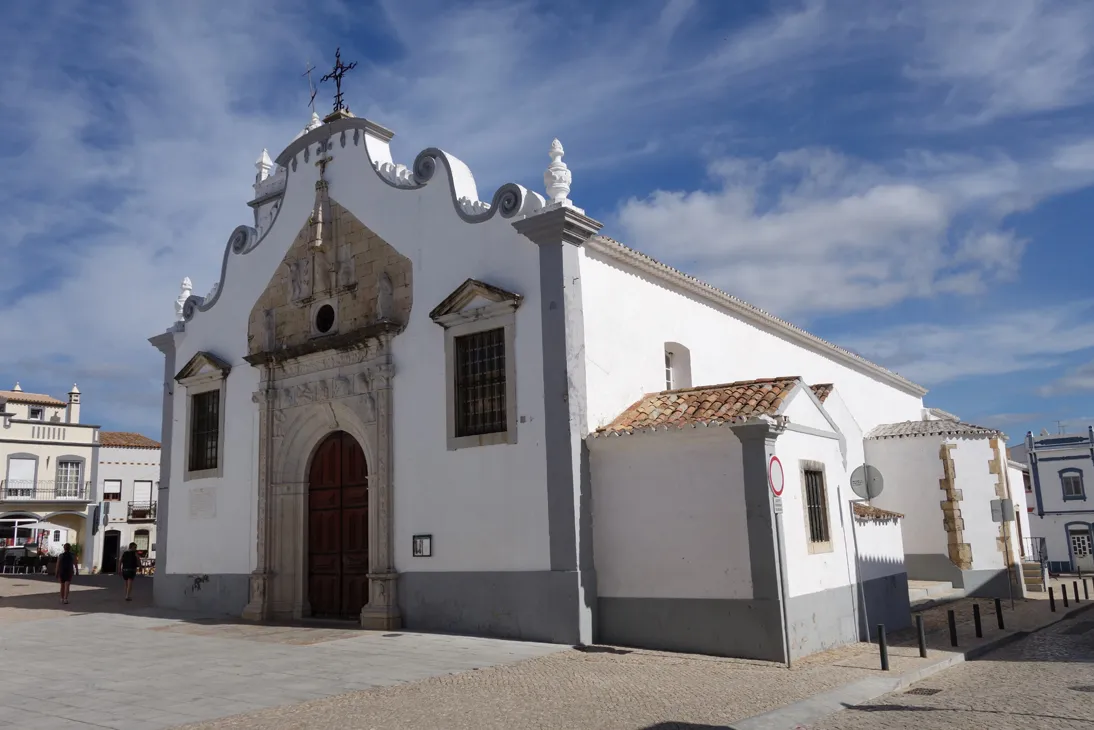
[[836, 304, 1094, 385], [1038, 360, 1094, 396], [614, 143, 1094, 316], [903, 0, 1094, 124]]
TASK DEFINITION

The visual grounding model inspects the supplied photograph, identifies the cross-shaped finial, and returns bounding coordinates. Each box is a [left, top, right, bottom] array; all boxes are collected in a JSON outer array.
[[303, 61, 318, 115], [320, 47, 357, 114]]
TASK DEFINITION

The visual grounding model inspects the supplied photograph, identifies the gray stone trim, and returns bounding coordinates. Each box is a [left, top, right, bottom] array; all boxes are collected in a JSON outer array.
[[783, 423, 840, 440], [733, 422, 789, 663], [784, 578, 912, 660], [399, 570, 587, 644], [511, 206, 603, 248], [3, 452, 39, 484], [904, 553, 965, 587], [597, 597, 785, 661], [53, 454, 86, 483], [149, 331, 177, 581]]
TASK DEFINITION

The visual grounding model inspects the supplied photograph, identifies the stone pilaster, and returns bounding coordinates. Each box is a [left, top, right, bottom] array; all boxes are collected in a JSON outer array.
[[242, 383, 276, 622], [361, 351, 401, 630], [939, 443, 972, 570]]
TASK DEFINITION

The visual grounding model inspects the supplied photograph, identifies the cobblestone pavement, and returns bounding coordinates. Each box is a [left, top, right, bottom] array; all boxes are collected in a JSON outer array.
[[812, 611, 1094, 730], [2, 573, 1090, 729]]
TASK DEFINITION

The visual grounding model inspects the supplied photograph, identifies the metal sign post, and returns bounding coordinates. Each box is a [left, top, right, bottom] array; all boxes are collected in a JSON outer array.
[[991, 498, 1017, 609], [848, 462, 885, 642], [769, 456, 791, 668]]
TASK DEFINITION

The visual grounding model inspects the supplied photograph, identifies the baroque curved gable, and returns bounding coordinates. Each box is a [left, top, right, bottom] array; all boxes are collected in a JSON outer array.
[[181, 117, 546, 326]]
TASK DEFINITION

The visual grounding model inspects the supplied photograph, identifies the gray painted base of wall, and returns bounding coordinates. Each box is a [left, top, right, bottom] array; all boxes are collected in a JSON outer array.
[[905, 554, 1016, 598], [399, 570, 591, 645], [597, 597, 786, 662], [599, 574, 912, 663], [859, 573, 911, 638], [154, 572, 251, 617]]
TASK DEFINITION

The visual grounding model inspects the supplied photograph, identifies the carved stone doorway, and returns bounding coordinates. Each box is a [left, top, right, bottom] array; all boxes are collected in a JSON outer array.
[[308, 430, 369, 620]]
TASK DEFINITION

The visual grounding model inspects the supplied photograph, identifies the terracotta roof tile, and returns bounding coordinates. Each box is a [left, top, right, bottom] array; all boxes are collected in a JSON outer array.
[[595, 377, 802, 436], [809, 383, 833, 402], [99, 432, 161, 449], [0, 389, 67, 407], [852, 503, 904, 521]]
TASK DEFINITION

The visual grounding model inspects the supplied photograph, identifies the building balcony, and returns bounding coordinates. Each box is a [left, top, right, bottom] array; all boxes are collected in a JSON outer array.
[[0, 479, 92, 502], [126, 501, 157, 522]]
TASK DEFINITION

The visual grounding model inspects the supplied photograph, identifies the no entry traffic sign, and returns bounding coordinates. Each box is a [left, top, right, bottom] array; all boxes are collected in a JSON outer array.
[[769, 456, 785, 497]]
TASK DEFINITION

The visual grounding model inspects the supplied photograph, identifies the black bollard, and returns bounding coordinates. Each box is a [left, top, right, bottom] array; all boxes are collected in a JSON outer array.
[[916, 614, 927, 658], [948, 609, 958, 646], [973, 603, 983, 638], [1085, 578, 1090, 601], [995, 597, 1005, 630], [1050, 586, 1056, 612], [1063, 584, 1070, 608], [878, 624, 889, 671], [1075, 581, 1082, 604]]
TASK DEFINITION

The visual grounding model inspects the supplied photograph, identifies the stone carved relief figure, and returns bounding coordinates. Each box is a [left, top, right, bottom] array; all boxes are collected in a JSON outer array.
[[315, 379, 330, 401], [287, 260, 302, 301], [294, 382, 314, 404], [272, 410, 286, 438], [362, 391, 377, 423], [377, 272, 394, 321], [333, 376, 351, 398], [337, 248, 355, 288], [280, 388, 295, 409], [264, 309, 276, 351]]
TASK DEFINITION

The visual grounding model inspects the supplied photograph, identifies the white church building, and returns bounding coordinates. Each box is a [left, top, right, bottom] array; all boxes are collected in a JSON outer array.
[[148, 100, 969, 661]]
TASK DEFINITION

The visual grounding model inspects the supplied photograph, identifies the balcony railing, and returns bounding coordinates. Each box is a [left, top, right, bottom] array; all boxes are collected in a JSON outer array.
[[126, 501, 157, 522], [0, 479, 92, 502]]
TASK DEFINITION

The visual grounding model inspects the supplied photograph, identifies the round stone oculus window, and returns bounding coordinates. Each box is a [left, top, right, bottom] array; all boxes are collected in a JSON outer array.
[[315, 304, 336, 334]]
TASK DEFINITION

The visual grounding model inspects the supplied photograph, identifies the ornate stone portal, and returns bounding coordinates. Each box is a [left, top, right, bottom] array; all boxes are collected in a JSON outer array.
[[240, 190, 411, 629], [242, 333, 401, 628]]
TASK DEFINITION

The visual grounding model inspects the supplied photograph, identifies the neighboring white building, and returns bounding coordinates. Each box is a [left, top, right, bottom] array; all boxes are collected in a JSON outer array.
[[864, 417, 1026, 597], [149, 106, 949, 661], [96, 432, 160, 573], [1026, 428, 1094, 574], [0, 382, 98, 571]]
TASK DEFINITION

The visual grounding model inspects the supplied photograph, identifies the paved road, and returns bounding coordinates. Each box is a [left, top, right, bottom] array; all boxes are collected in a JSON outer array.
[[813, 615, 1094, 730]]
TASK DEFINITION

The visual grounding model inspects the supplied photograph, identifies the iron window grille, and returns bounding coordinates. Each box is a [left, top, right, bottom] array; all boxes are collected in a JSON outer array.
[[804, 469, 831, 544], [189, 390, 220, 472], [454, 327, 507, 438]]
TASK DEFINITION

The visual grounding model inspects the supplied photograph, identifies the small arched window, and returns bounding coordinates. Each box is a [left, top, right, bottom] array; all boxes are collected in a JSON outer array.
[[663, 342, 692, 391]]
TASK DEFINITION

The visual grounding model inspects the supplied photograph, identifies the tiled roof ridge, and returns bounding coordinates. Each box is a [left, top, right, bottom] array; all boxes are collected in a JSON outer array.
[[852, 503, 904, 521], [657, 375, 803, 396], [586, 235, 927, 397], [866, 419, 1004, 441], [99, 431, 162, 449], [0, 389, 68, 407]]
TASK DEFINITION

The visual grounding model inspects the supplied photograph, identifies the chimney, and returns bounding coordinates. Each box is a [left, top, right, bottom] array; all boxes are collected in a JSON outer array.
[[67, 384, 81, 424]]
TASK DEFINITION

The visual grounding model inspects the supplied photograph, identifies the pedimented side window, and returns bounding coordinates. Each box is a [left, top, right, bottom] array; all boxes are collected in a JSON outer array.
[[174, 351, 231, 481], [431, 279, 523, 450]]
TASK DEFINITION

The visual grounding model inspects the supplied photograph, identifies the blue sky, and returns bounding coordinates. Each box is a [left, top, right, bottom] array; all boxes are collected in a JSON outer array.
[[1, 0, 1093, 443]]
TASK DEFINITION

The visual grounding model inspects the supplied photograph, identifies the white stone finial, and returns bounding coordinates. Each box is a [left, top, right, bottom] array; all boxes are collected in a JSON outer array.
[[255, 149, 274, 183], [175, 277, 193, 322], [69, 384, 80, 394], [306, 111, 322, 132], [544, 138, 572, 206], [11, 382, 22, 392]]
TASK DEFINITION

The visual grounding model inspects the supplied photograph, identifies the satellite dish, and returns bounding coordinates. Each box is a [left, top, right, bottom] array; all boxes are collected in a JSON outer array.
[[850, 464, 884, 500]]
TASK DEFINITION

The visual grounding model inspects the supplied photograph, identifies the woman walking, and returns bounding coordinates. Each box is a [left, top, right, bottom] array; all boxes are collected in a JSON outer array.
[[120, 542, 139, 601], [57, 543, 76, 604]]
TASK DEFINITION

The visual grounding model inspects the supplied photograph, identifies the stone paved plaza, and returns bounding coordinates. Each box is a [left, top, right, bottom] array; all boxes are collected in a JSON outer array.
[[0, 574, 1090, 729]]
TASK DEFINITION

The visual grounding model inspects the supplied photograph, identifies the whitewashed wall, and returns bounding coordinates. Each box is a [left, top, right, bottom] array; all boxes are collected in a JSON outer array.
[[865, 436, 947, 556], [1033, 513, 1090, 565], [1006, 462, 1031, 559], [578, 249, 925, 436], [1034, 448, 1093, 514], [821, 388, 865, 473], [775, 428, 856, 598], [168, 123, 553, 576], [590, 429, 752, 600], [853, 517, 906, 581], [949, 440, 1006, 572]]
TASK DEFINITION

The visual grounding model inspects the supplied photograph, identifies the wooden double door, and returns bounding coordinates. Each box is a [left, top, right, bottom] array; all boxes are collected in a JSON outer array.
[[308, 431, 370, 619]]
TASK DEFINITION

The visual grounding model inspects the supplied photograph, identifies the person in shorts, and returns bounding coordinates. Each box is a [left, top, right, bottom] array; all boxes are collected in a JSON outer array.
[[120, 542, 139, 601], [57, 543, 76, 604]]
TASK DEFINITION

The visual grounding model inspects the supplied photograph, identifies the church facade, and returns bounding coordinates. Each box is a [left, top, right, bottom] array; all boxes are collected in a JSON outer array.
[[151, 107, 934, 661]]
